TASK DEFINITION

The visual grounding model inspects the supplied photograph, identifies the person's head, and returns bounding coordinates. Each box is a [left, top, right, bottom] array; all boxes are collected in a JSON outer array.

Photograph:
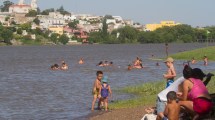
[[183, 65, 192, 79], [96, 71, 103, 80], [98, 61, 103, 65], [51, 65, 55, 70], [192, 68, 206, 80], [167, 91, 177, 103], [110, 61, 113, 65], [54, 64, 59, 68], [102, 76, 108, 84], [164, 57, 174, 67]]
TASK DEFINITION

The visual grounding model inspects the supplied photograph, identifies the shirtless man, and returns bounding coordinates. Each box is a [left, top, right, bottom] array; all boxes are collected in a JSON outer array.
[[91, 71, 103, 111], [163, 57, 176, 88]]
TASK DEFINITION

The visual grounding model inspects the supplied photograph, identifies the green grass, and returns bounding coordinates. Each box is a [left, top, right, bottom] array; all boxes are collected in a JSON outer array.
[[109, 80, 166, 109], [171, 46, 215, 61], [110, 74, 215, 109]]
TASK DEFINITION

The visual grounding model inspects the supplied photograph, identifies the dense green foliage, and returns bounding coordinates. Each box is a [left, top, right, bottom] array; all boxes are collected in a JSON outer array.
[[25, 10, 38, 17], [59, 34, 69, 45], [0, 0, 13, 12], [89, 24, 215, 44]]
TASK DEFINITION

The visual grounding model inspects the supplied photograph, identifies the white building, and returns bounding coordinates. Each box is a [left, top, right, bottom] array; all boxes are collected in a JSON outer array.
[[113, 16, 123, 23], [9, 0, 38, 14], [49, 12, 64, 19], [39, 17, 66, 29], [64, 14, 76, 21], [106, 19, 116, 24]]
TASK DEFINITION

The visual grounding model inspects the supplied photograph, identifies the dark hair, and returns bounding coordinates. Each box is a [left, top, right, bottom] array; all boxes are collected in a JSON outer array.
[[183, 65, 193, 79], [97, 61, 103, 66], [54, 64, 59, 68], [192, 68, 206, 80], [96, 71, 103, 76], [167, 91, 177, 100]]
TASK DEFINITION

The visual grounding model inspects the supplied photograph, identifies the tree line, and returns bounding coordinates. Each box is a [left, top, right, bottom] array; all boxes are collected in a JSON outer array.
[[89, 19, 215, 44]]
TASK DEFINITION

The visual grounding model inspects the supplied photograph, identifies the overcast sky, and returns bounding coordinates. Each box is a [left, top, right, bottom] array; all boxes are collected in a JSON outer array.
[[5, 0, 215, 27]]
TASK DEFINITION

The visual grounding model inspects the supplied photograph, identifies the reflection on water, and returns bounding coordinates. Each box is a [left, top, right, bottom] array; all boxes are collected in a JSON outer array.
[[0, 43, 215, 119]]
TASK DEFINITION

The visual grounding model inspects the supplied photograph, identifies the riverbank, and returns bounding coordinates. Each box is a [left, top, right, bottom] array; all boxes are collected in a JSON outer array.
[[171, 46, 215, 61], [90, 74, 215, 120]]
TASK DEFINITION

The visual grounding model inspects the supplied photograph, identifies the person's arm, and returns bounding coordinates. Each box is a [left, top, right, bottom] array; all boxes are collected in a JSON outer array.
[[92, 80, 96, 92], [164, 105, 169, 117], [203, 73, 214, 86], [108, 86, 112, 98], [179, 80, 189, 101]]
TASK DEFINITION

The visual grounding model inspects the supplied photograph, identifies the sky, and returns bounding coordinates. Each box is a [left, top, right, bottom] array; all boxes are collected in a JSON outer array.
[[5, 0, 215, 27]]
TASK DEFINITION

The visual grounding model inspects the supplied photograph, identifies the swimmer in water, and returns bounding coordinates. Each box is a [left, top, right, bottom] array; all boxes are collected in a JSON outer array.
[[79, 58, 84, 64], [61, 61, 68, 70]]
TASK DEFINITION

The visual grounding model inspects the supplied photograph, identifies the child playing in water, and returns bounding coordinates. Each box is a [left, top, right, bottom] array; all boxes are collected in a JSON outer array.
[[91, 71, 103, 111], [100, 76, 112, 111], [163, 57, 176, 88], [157, 91, 180, 120]]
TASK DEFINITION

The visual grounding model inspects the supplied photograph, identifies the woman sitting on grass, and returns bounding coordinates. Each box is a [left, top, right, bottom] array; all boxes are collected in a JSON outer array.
[[178, 65, 214, 120]]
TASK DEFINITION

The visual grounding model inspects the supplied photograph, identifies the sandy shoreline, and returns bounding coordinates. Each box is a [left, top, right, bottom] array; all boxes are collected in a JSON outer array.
[[89, 106, 151, 120]]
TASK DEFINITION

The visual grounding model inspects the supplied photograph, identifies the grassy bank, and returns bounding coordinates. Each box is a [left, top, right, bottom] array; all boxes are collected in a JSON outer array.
[[171, 46, 215, 61], [109, 80, 165, 109], [110, 74, 215, 109]]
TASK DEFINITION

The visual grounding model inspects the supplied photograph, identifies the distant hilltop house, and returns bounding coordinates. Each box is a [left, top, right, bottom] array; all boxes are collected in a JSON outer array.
[[145, 21, 181, 31], [9, 0, 37, 14]]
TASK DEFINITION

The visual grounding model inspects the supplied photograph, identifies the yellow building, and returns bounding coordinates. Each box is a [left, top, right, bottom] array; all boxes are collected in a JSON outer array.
[[145, 21, 180, 31], [48, 27, 64, 35]]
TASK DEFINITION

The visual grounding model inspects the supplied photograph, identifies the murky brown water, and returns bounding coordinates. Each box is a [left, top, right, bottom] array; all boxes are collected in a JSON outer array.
[[0, 43, 214, 120]]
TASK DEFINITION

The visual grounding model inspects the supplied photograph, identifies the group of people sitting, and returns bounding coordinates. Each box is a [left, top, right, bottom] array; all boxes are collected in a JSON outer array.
[[145, 64, 214, 120], [50, 61, 69, 70]]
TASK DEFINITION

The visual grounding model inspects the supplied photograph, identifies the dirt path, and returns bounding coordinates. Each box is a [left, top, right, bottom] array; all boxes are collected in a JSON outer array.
[[89, 106, 151, 120]]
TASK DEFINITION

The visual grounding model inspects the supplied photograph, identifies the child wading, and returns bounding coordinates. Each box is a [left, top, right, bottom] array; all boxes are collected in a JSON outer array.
[[100, 76, 112, 111]]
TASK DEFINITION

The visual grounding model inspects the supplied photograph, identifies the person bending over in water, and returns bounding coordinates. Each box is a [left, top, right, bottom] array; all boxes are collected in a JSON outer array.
[[91, 71, 103, 111]]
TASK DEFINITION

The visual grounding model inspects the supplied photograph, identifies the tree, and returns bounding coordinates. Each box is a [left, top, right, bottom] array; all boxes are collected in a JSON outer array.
[[33, 17, 40, 25], [25, 10, 38, 17], [59, 34, 69, 45], [117, 26, 139, 43], [41, 8, 55, 15], [0, 0, 14, 12], [1, 29, 13, 45], [20, 23, 31, 32], [17, 28, 23, 35], [68, 20, 79, 29], [50, 33, 59, 44], [56, 6, 70, 15]]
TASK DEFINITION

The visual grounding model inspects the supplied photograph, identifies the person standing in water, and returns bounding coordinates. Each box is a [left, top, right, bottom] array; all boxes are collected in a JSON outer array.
[[203, 56, 208, 66], [163, 57, 176, 88], [91, 71, 103, 111]]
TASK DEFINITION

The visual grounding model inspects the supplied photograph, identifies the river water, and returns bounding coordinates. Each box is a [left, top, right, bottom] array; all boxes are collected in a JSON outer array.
[[0, 43, 215, 120]]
